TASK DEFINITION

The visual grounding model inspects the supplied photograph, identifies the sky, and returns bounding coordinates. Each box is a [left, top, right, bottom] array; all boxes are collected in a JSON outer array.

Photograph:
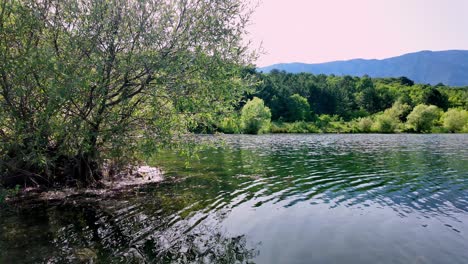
[[248, 0, 468, 67]]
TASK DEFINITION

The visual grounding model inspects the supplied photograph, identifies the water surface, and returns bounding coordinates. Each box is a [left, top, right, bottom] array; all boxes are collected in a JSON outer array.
[[1, 134, 468, 263]]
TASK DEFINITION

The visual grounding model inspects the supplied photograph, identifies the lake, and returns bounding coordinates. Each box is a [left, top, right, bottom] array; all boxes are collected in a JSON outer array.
[[1, 134, 468, 263]]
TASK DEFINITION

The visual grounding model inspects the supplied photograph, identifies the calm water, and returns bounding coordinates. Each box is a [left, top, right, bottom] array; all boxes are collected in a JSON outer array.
[[1, 134, 468, 263]]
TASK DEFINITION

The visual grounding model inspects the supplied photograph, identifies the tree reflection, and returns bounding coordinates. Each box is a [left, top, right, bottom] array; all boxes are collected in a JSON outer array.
[[43, 199, 259, 263]]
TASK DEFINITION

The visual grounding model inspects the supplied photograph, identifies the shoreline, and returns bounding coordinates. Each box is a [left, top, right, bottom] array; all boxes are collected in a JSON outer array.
[[3, 166, 166, 208]]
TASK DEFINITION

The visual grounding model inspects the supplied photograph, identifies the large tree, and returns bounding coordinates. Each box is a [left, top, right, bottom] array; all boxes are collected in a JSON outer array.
[[0, 0, 255, 186]]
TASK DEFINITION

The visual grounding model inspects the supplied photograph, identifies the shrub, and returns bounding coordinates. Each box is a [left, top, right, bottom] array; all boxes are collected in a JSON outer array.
[[386, 101, 412, 121], [326, 121, 353, 133], [406, 104, 441, 133], [241, 97, 272, 134], [285, 94, 312, 122], [316, 114, 340, 128], [442, 109, 468, 132], [270, 122, 319, 133], [218, 116, 242, 134], [372, 114, 399, 133], [316, 115, 348, 133], [269, 123, 288, 133], [356, 117, 374, 133]]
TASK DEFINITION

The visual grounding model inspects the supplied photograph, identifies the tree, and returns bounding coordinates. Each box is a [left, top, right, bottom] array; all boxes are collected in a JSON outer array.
[[356, 77, 376, 113], [385, 100, 412, 122], [423, 88, 449, 110], [442, 109, 468, 132], [285, 94, 312, 122], [269, 95, 287, 121], [0, 0, 254, 186], [241, 97, 271, 134], [406, 105, 441, 132], [398, 76, 414, 86]]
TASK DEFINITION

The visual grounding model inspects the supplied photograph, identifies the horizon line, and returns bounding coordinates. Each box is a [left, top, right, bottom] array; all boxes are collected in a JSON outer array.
[[256, 49, 468, 68]]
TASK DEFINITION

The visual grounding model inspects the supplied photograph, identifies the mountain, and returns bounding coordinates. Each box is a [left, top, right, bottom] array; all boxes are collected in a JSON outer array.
[[258, 50, 468, 86]]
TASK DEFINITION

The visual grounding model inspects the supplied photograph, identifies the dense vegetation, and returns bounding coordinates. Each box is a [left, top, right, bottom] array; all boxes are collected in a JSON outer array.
[[214, 70, 468, 134], [0, 0, 254, 187]]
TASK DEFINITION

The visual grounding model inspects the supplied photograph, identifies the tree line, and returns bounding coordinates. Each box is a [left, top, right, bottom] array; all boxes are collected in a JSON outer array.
[[214, 70, 468, 134]]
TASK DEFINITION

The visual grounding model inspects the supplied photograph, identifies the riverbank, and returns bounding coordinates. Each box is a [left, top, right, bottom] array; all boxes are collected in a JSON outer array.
[[268, 120, 468, 134], [1, 165, 165, 207], [217, 120, 468, 134]]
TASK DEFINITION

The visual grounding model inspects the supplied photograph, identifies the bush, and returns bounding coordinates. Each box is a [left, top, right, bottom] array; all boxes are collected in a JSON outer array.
[[270, 122, 319, 133], [241, 97, 272, 134], [218, 116, 242, 134], [355, 117, 374, 133], [285, 94, 312, 122], [315, 115, 350, 133], [406, 104, 441, 132], [372, 114, 399, 133], [386, 101, 412, 122], [316, 114, 340, 128], [442, 109, 468, 132]]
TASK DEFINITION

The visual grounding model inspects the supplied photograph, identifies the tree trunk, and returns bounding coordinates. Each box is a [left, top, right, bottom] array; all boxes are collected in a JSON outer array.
[[71, 125, 103, 186]]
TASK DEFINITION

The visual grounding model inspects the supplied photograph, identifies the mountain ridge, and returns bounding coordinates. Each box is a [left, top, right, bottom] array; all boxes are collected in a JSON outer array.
[[258, 50, 468, 86]]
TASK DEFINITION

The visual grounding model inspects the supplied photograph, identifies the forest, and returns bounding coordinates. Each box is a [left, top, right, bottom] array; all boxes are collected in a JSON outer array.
[[211, 70, 468, 134]]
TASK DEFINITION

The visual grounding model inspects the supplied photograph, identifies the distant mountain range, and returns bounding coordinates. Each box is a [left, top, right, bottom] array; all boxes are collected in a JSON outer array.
[[258, 50, 468, 86]]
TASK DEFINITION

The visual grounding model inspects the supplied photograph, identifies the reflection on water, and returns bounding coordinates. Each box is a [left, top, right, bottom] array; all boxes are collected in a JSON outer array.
[[1, 134, 468, 263]]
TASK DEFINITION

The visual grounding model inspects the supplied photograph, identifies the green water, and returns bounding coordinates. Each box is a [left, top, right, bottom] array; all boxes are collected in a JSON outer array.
[[1, 134, 468, 263]]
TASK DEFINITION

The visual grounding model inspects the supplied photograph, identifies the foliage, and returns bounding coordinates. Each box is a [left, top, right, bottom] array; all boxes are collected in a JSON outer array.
[[442, 109, 468, 132], [385, 100, 412, 121], [285, 94, 312, 122], [423, 87, 449, 110], [356, 77, 381, 113], [0, 0, 254, 186], [240, 97, 272, 134], [255, 71, 467, 124], [372, 113, 399, 133], [244, 71, 467, 134], [0, 185, 20, 205], [406, 105, 442, 133], [315, 114, 341, 129], [355, 117, 374, 133], [441, 88, 468, 109], [270, 121, 319, 133], [325, 120, 354, 133], [367, 101, 410, 133], [218, 115, 243, 134]]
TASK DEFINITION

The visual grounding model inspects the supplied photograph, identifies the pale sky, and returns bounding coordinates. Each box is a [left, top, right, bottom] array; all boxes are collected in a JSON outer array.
[[248, 0, 468, 67]]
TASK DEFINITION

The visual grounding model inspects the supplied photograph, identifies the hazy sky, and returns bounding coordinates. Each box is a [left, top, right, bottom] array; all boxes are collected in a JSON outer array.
[[248, 0, 468, 66]]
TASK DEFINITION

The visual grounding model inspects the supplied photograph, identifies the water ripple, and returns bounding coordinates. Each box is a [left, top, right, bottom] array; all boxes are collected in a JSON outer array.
[[1, 134, 468, 263]]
